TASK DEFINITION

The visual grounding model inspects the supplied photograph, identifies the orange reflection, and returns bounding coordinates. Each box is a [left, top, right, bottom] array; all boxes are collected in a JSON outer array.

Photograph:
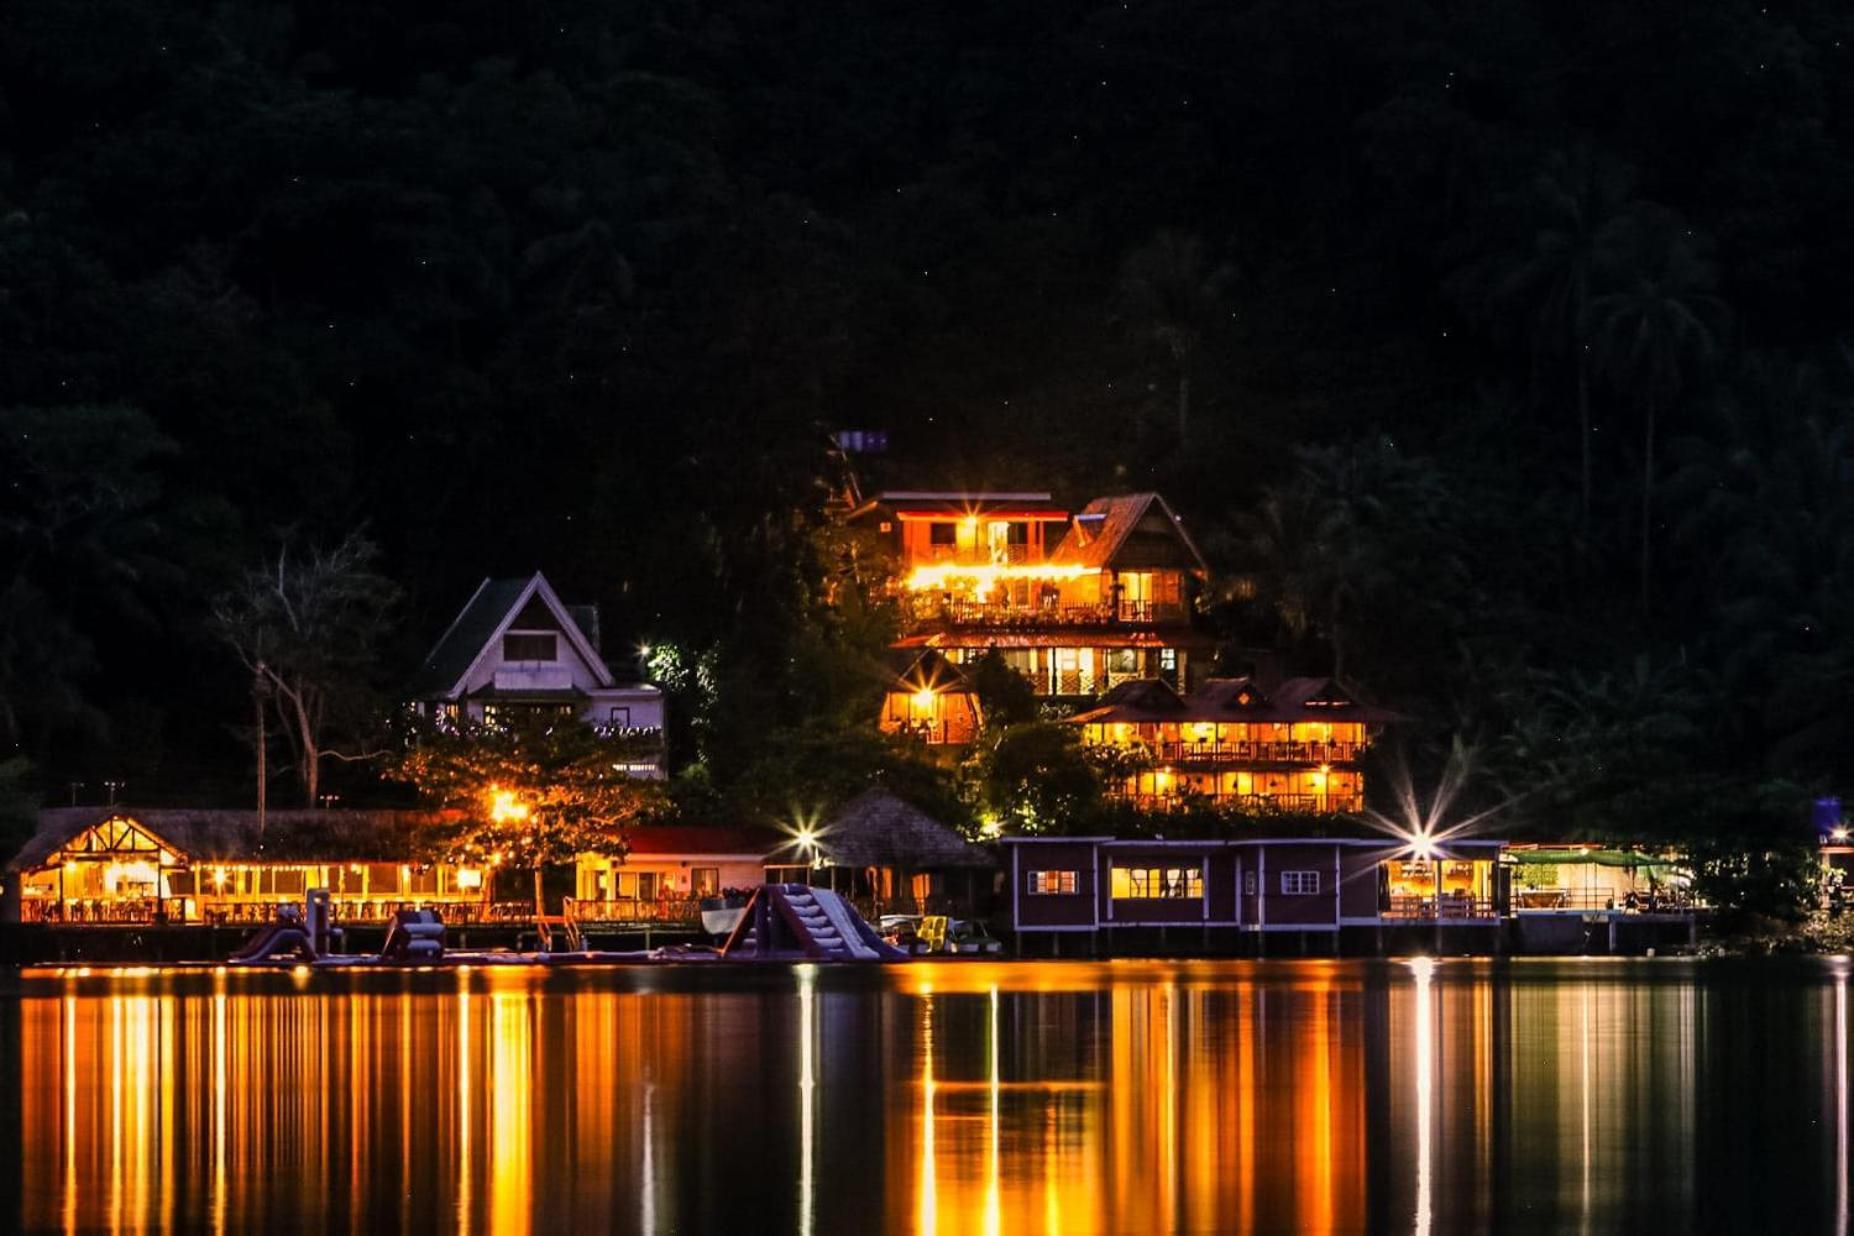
[[6, 959, 1762, 1234]]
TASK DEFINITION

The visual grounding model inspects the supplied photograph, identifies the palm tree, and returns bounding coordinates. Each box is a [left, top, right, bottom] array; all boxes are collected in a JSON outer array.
[[1118, 230, 1233, 442], [1485, 148, 1638, 543], [1585, 212, 1727, 615]]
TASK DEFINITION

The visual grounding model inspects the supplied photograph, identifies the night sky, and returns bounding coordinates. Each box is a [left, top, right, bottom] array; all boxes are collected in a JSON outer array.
[[2, 1, 1851, 858]]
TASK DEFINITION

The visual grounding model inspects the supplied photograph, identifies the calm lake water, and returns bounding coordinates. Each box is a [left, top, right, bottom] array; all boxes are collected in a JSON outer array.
[[0, 958, 1848, 1234]]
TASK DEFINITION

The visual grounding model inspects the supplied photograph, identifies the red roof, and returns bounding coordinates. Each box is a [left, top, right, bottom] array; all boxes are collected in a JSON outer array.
[[623, 825, 782, 857]]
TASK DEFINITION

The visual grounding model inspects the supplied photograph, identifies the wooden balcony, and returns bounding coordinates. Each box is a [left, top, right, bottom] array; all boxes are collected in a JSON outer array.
[[1119, 792, 1365, 814], [564, 897, 702, 925], [1380, 895, 1500, 921], [1154, 740, 1367, 767], [902, 597, 1189, 629]]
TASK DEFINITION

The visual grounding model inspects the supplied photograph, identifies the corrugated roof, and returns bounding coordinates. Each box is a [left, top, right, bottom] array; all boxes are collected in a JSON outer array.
[[1070, 676, 1403, 725], [814, 789, 992, 868], [623, 825, 782, 857], [1048, 493, 1209, 573], [409, 577, 530, 696]]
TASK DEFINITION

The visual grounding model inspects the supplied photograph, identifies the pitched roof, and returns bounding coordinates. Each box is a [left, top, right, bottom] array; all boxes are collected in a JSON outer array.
[[851, 491, 1064, 520], [1069, 676, 1402, 725], [622, 825, 783, 857], [885, 648, 974, 693], [1070, 679, 1190, 722], [8, 808, 459, 871], [813, 789, 992, 868], [1049, 493, 1208, 573], [410, 572, 614, 698]]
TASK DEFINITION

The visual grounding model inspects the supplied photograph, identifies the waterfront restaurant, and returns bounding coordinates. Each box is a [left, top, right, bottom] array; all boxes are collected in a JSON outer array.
[[2, 808, 792, 927], [1004, 833, 1509, 949], [3, 808, 487, 925]]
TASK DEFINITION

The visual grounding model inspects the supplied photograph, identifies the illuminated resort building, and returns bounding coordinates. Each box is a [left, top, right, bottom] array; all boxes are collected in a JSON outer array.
[[1071, 676, 1394, 812], [850, 490, 1214, 741], [2, 794, 992, 926], [409, 571, 666, 776]]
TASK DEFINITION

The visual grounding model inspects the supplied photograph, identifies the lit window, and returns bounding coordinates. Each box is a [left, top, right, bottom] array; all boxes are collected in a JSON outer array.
[[1280, 871, 1321, 895], [693, 867, 720, 897], [1111, 866, 1203, 899], [1027, 870, 1079, 895]]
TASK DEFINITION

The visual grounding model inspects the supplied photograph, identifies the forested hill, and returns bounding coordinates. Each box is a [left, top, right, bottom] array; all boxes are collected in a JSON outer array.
[[3, 1, 1853, 841]]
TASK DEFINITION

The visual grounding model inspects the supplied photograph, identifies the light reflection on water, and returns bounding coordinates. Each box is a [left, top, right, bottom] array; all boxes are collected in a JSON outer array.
[[1, 958, 1849, 1233]]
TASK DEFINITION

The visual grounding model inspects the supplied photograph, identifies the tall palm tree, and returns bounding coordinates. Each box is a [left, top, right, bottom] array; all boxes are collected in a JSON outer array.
[[1585, 213, 1728, 615], [1486, 148, 1638, 543], [1118, 230, 1233, 442]]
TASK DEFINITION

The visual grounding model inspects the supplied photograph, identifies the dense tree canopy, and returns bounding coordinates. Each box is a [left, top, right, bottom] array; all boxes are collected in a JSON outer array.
[[4, 0, 1854, 854]]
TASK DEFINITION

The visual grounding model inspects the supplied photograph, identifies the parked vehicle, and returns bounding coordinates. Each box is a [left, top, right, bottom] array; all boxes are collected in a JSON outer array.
[[945, 919, 1002, 955]]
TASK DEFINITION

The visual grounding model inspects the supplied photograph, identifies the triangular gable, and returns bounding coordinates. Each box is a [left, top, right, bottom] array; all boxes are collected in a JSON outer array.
[[508, 596, 565, 632], [890, 649, 973, 694], [1050, 493, 1210, 574], [28, 815, 188, 870], [447, 572, 615, 697]]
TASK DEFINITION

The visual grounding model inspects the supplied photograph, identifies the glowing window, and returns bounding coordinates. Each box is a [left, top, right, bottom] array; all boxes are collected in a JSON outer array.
[[1026, 870, 1079, 895], [1111, 866, 1203, 899]]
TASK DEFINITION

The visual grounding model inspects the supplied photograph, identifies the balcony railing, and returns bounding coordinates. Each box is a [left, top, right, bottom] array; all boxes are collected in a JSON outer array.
[[1154, 740, 1366, 767], [902, 597, 1189, 629], [19, 895, 496, 926], [1381, 896, 1500, 920], [1120, 792, 1365, 814], [890, 718, 970, 745], [1512, 889, 1696, 913], [565, 897, 703, 926], [915, 544, 1036, 565]]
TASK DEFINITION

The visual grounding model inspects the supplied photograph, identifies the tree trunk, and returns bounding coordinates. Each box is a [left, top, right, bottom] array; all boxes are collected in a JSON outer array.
[[1577, 349, 1592, 556], [532, 866, 545, 919], [287, 683, 320, 806], [1639, 395, 1657, 617]]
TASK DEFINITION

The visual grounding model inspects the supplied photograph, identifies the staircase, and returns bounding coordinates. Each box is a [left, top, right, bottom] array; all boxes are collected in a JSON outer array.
[[721, 884, 907, 962]]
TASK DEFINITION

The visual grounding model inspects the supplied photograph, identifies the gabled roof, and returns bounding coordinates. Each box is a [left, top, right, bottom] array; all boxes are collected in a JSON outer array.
[[1049, 493, 1208, 573], [812, 789, 992, 868], [410, 572, 614, 698], [1069, 676, 1403, 725], [1070, 679, 1190, 723], [885, 648, 975, 694]]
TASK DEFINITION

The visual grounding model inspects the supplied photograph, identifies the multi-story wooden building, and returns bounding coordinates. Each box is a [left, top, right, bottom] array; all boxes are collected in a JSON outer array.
[[1070, 675, 1395, 812], [850, 489, 1215, 741]]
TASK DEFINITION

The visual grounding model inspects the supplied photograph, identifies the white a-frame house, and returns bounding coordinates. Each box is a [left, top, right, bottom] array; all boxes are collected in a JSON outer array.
[[409, 572, 665, 776]]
